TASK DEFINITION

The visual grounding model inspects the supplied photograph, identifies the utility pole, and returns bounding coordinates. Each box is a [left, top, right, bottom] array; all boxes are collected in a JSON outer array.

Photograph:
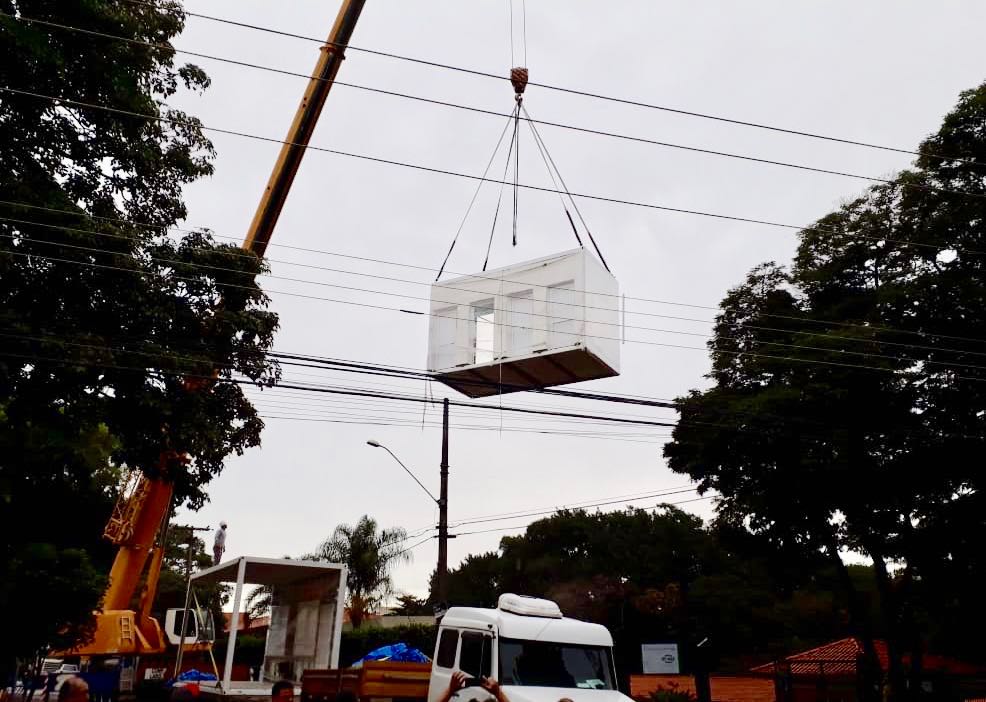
[[437, 398, 450, 608]]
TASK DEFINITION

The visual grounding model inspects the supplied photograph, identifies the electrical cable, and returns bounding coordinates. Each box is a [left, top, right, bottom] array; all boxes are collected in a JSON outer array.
[[522, 104, 611, 271], [448, 484, 695, 525], [110, 0, 986, 167], [449, 487, 698, 528], [4, 333, 980, 441], [8, 9, 980, 203], [435, 105, 516, 281], [392, 534, 436, 559], [449, 496, 715, 537], [6, 238, 986, 376], [5, 85, 986, 262], [3, 246, 986, 384], [8, 214, 986, 364], [6, 198, 986, 350], [0, 346, 680, 427]]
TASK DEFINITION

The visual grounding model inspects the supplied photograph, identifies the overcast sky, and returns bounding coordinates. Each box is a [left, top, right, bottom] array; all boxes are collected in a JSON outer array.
[[172, 0, 986, 600]]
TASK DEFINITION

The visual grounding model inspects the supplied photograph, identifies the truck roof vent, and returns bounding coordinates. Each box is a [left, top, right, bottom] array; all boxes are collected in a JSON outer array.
[[498, 593, 563, 618]]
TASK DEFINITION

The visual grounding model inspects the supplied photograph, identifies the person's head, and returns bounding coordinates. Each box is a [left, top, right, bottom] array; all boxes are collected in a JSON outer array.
[[172, 685, 201, 702], [59, 676, 89, 702], [272, 679, 293, 702], [220, 521, 227, 530]]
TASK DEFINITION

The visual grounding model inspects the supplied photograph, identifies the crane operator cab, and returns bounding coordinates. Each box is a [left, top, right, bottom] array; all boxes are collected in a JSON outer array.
[[163, 606, 216, 647], [428, 594, 629, 702]]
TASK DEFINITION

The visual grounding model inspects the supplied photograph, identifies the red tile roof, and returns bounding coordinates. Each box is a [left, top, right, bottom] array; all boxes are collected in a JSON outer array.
[[222, 613, 270, 633], [750, 638, 982, 677]]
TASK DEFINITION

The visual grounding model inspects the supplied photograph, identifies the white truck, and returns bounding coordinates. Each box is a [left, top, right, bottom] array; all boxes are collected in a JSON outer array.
[[427, 594, 632, 702]]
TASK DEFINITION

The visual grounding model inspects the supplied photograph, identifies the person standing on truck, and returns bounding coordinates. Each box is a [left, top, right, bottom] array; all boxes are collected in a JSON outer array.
[[213, 521, 227, 565]]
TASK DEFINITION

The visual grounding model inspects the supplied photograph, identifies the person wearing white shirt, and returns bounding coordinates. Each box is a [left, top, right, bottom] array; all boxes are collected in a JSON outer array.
[[213, 521, 227, 565]]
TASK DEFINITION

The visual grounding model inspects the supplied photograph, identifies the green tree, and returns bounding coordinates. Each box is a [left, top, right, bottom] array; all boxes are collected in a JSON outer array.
[[0, 0, 279, 668], [392, 594, 432, 616], [435, 508, 853, 676], [316, 515, 411, 629], [429, 552, 502, 609], [663, 82, 986, 699]]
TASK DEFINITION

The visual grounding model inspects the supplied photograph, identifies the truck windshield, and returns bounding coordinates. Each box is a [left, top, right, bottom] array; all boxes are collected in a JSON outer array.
[[498, 638, 615, 690]]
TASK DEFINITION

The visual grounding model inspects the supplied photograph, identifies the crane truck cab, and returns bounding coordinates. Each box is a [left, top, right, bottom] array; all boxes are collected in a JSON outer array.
[[428, 594, 630, 702]]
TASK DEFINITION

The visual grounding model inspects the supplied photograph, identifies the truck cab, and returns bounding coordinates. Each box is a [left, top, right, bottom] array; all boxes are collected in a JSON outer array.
[[428, 594, 631, 702]]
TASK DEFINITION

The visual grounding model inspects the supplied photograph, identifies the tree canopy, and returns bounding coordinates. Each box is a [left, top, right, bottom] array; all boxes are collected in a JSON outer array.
[[663, 81, 986, 697], [0, 0, 279, 665], [433, 508, 863, 676]]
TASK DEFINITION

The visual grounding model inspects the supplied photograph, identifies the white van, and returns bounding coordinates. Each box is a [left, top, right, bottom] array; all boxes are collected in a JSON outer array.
[[427, 594, 631, 702]]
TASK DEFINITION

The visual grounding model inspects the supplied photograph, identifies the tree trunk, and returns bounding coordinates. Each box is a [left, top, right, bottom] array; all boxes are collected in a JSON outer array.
[[870, 551, 907, 702], [827, 535, 882, 702]]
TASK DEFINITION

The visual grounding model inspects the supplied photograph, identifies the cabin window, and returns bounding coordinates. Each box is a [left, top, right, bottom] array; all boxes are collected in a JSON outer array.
[[547, 281, 579, 347], [433, 307, 458, 369], [472, 300, 496, 364], [436, 629, 459, 669], [506, 290, 534, 355], [459, 632, 493, 678]]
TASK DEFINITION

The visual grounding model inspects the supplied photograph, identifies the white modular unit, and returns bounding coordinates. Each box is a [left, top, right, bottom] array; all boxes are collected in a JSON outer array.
[[427, 248, 620, 397]]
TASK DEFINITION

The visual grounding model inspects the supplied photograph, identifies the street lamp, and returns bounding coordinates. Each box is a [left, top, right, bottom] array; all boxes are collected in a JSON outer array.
[[366, 440, 438, 503], [366, 429, 450, 608]]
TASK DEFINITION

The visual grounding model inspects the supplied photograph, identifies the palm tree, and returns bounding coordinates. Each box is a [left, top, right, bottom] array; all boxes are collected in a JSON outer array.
[[245, 585, 273, 625], [315, 515, 411, 629]]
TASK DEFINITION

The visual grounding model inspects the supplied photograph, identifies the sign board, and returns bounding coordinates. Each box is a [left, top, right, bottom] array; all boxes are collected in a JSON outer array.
[[641, 643, 680, 674]]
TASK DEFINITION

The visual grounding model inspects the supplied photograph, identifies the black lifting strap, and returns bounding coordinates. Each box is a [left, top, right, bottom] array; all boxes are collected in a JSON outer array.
[[483, 103, 520, 271], [523, 103, 610, 272], [434, 106, 517, 281]]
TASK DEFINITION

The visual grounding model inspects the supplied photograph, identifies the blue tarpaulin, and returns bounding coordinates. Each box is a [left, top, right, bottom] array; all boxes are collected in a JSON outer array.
[[167, 670, 218, 687], [353, 643, 430, 667]]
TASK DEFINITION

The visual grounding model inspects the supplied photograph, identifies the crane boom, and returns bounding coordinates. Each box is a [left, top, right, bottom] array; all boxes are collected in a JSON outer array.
[[244, 0, 367, 255], [67, 0, 368, 663]]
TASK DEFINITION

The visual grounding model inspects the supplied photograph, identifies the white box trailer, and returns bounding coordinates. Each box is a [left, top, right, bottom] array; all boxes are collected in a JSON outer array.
[[427, 249, 620, 398], [190, 557, 347, 700]]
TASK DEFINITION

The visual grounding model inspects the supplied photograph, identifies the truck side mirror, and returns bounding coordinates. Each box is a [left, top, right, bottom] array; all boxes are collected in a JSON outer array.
[[164, 608, 200, 646]]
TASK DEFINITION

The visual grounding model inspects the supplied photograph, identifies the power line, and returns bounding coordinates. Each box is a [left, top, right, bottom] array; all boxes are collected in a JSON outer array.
[[17, 214, 986, 360], [6, 198, 986, 350], [2, 248, 985, 385], [393, 534, 436, 559], [5, 86, 985, 264], [5, 335, 981, 443], [449, 496, 716, 537], [250, 394, 675, 433], [0, 346, 679, 427], [10, 212, 986, 360], [447, 484, 695, 525], [5, 239, 986, 378], [113, 0, 985, 166], [16, 9, 977, 201], [449, 487, 698, 528]]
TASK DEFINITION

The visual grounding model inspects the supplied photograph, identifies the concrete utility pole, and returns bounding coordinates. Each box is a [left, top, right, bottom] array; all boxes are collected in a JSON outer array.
[[437, 398, 450, 607], [367, 397, 453, 611]]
